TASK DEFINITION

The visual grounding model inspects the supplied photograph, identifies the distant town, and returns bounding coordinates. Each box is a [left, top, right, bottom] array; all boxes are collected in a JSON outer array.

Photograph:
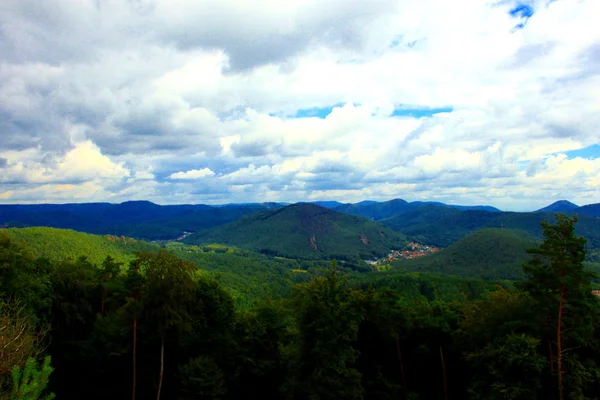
[[367, 242, 441, 266]]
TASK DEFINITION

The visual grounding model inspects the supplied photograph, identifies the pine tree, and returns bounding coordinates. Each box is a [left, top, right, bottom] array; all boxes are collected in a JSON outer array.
[[519, 214, 597, 399], [9, 356, 55, 400]]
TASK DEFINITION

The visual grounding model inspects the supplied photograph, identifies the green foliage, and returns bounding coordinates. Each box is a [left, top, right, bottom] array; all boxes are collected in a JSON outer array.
[[134, 250, 197, 338], [290, 264, 364, 400], [3, 227, 159, 266], [385, 208, 600, 262], [392, 229, 540, 280], [179, 356, 226, 400], [0, 202, 279, 240], [9, 357, 55, 400], [350, 270, 500, 302], [49, 256, 99, 338], [2, 212, 600, 400], [185, 204, 407, 261], [518, 214, 598, 399], [0, 235, 52, 319], [466, 334, 545, 400]]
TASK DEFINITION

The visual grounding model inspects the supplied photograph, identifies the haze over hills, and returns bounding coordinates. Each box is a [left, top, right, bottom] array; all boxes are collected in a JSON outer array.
[[184, 203, 407, 261]]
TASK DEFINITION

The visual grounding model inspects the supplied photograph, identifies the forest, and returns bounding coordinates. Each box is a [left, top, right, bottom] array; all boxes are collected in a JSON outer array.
[[1, 214, 600, 399]]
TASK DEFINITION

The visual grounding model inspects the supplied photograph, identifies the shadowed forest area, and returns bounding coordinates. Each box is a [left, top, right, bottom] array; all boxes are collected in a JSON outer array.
[[1, 214, 600, 400]]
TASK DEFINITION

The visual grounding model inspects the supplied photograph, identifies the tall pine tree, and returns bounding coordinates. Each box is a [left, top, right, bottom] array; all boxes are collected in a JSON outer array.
[[519, 214, 597, 399]]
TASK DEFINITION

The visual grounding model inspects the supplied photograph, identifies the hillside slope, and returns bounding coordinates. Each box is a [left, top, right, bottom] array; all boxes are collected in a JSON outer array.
[[2, 227, 159, 265], [536, 200, 579, 213], [577, 203, 600, 218], [185, 203, 407, 260], [390, 209, 600, 253], [0, 201, 281, 240], [334, 198, 500, 221], [391, 228, 540, 280], [2, 227, 320, 306]]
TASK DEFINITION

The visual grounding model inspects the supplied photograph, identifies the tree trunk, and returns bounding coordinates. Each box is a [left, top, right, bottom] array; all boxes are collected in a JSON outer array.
[[157, 338, 164, 400], [545, 316, 555, 371], [557, 282, 565, 400], [101, 284, 106, 317], [440, 345, 448, 400], [395, 339, 407, 396], [132, 316, 137, 400]]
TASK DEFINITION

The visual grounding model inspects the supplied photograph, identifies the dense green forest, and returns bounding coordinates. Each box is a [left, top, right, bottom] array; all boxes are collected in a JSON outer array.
[[2, 227, 337, 308], [390, 228, 541, 280], [1, 214, 600, 399], [0, 202, 282, 240], [185, 203, 407, 260]]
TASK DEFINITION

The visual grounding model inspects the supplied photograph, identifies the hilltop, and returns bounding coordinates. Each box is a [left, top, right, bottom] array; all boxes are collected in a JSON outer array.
[[1, 226, 324, 305], [334, 198, 500, 220], [536, 200, 579, 213], [1, 227, 159, 266], [390, 228, 540, 280], [184, 203, 407, 260], [384, 206, 600, 255]]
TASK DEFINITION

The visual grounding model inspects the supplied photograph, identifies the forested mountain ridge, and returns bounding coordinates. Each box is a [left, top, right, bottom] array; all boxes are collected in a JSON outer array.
[[535, 200, 579, 213], [2, 226, 159, 266], [1, 215, 600, 399], [390, 228, 541, 280], [0, 227, 333, 305], [0, 201, 281, 240], [333, 198, 501, 220], [185, 203, 408, 260], [384, 206, 600, 255]]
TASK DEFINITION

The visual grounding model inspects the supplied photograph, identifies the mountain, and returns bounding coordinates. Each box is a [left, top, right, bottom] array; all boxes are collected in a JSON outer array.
[[391, 228, 540, 280], [297, 201, 344, 209], [334, 198, 501, 221], [536, 200, 579, 213], [334, 198, 412, 220], [0, 201, 281, 240], [577, 203, 600, 218], [2, 226, 159, 265], [184, 203, 407, 260], [0, 227, 318, 304], [388, 208, 600, 260], [382, 204, 464, 231]]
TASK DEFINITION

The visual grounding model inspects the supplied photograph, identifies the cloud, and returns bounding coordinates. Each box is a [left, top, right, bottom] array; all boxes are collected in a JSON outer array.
[[168, 168, 215, 180], [1, 0, 600, 210], [0, 141, 129, 185]]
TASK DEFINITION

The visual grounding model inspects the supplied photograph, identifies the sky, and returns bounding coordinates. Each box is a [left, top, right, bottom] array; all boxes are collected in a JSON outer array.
[[1, 0, 599, 211]]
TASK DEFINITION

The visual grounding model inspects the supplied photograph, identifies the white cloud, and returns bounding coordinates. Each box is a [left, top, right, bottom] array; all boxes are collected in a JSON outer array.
[[1, 0, 600, 209], [169, 168, 215, 180]]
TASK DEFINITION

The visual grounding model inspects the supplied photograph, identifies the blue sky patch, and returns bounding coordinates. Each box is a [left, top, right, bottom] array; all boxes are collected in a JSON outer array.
[[563, 144, 600, 159], [509, 3, 534, 29], [293, 102, 346, 119], [391, 106, 453, 118], [509, 4, 534, 18]]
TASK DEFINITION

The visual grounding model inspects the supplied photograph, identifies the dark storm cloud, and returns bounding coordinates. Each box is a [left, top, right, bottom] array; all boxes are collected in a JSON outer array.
[[0, 111, 72, 152]]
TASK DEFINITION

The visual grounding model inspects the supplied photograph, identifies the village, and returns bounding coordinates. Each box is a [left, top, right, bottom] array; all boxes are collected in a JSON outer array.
[[367, 241, 441, 266]]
